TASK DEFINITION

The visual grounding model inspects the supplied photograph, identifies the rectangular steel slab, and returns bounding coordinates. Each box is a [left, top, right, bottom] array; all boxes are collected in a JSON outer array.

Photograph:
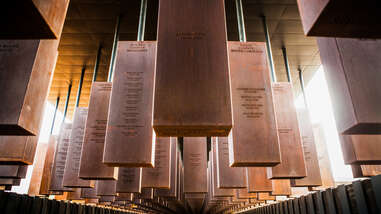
[[0, 136, 38, 165], [1, 0, 70, 39], [96, 180, 116, 196], [79, 82, 117, 180], [296, 0, 381, 38], [183, 137, 207, 193], [0, 165, 28, 179], [0, 40, 58, 135], [340, 134, 381, 165], [211, 146, 234, 197], [268, 82, 306, 179], [39, 136, 57, 195], [236, 189, 257, 199], [141, 137, 171, 189], [246, 167, 272, 193], [154, 139, 178, 198], [49, 123, 73, 192], [271, 180, 291, 196], [215, 137, 246, 189], [153, 0, 232, 137], [291, 109, 322, 187], [81, 187, 99, 199], [63, 108, 94, 188], [67, 188, 82, 200], [312, 124, 335, 189], [104, 41, 156, 167], [227, 42, 280, 167], [116, 167, 142, 193], [257, 192, 275, 201], [317, 37, 381, 134], [351, 165, 381, 178], [28, 142, 47, 196]]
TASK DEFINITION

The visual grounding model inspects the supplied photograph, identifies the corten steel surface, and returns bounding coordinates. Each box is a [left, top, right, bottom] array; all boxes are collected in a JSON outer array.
[[154, 139, 178, 198], [351, 165, 381, 178], [211, 149, 234, 197], [67, 188, 82, 200], [0, 178, 21, 186], [1, 0, 70, 39], [85, 198, 99, 204], [99, 195, 115, 203], [230, 194, 249, 204], [248, 198, 259, 205], [296, 0, 381, 38], [227, 42, 280, 167], [291, 109, 322, 187], [79, 82, 117, 180], [0, 136, 38, 165], [116, 167, 142, 193], [183, 137, 207, 193], [136, 188, 154, 200], [236, 189, 258, 199], [29, 148, 47, 194], [153, 0, 232, 137], [17, 166, 28, 178], [0, 40, 58, 135], [246, 167, 272, 193], [104, 41, 156, 167], [52, 192, 66, 199], [49, 123, 73, 192], [271, 180, 292, 196], [257, 192, 275, 201], [96, 180, 116, 196], [268, 82, 306, 179], [115, 193, 133, 202], [317, 37, 381, 134], [81, 187, 99, 199], [0, 165, 26, 179], [49, 191, 63, 196], [312, 124, 335, 190], [290, 187, 309, 198], [39, 136, 57, 195], [63, 107, 94, 188], [340, 135, 381, 165], [215, 137, 246, 189], [142, 137, 171, 189]]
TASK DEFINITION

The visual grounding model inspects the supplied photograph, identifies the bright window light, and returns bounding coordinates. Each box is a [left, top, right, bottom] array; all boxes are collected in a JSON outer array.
[[295, 66, 353, 182], [12, 101, 70, 194]]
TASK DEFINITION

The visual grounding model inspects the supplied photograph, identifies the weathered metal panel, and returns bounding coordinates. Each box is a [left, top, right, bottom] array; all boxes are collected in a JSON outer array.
[[154, 0, 232, 136], [104, 41, 156, 167], [227, 42, 280, 167]]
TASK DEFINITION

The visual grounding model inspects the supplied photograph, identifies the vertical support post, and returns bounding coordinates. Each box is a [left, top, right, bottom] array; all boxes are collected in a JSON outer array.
[[235, 0, 246, 42], [75, 67, 86, 108], [92, 45, 102, 82], [282, 46, 292, 83], [50, 96, 60, 134], [137, 0, 147, 42], [261, 15, 276, 82], [299, 68, 309, 108], [62, 82, 72, 125], [108, 15, 121, 82]]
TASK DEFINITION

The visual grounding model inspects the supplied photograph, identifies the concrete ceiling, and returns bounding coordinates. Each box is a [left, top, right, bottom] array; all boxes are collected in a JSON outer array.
[[47, 0, 321, 120]]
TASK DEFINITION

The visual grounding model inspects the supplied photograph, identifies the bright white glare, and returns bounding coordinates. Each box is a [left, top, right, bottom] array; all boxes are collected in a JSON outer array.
[[38, 101, 69, 143], [12, 101, 70, 194], [295, 66, 353, 182]]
